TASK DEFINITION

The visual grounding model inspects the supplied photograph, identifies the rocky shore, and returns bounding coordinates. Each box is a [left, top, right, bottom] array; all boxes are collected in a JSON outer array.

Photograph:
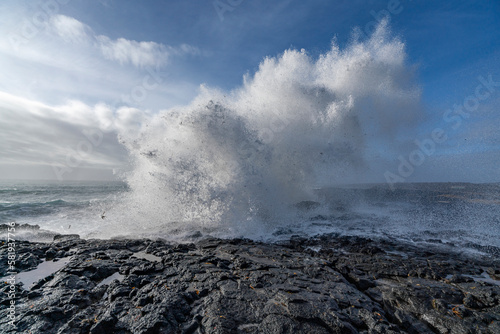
[[1, 231, 500, 333]]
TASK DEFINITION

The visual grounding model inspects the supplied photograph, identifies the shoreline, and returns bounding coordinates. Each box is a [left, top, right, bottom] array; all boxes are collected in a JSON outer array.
[[1, 232, 500, 333]]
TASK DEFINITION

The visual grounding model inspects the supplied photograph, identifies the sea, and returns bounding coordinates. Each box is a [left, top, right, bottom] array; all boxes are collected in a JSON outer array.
[[2, 25, 500, 255], [1, 180, 499, 256]]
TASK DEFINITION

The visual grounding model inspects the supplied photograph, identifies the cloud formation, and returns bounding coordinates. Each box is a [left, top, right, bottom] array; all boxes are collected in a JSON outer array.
[[0, 91, 148, 180], [0, 10, 200, 119], [97, 37, 169, 67], [0, 9, 203, 179], [0, 13, 199, 74], [0, 2, 497, 183], [48, 14, 199, 68], [50, 14, 91, 44]]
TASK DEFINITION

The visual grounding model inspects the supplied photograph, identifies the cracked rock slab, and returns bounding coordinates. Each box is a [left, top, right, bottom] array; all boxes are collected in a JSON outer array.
[[1, 235, 499, 333]]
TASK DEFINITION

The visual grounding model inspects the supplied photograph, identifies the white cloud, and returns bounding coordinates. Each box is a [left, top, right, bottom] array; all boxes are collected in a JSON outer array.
[[0, 14, 199, 70], [97, 36, 169, 68], [0, 91, 146, 178], [50, 15, 91, 44], [46, 14, 200, 68], [0, 13, 200, 114], [177, 43, 201, 56]]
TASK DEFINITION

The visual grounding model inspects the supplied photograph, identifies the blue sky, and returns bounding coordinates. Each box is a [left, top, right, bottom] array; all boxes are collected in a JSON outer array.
[[0, 0, 499, 183]]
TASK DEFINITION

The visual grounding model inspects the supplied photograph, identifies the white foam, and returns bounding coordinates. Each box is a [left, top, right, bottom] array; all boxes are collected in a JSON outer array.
[[100, 21, 422, 241]]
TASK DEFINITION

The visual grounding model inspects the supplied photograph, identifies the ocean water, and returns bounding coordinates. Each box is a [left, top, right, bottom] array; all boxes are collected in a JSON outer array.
[[1, 180, 499, 255], [2, 23, 499, 254], [0, 180, 127, 240]]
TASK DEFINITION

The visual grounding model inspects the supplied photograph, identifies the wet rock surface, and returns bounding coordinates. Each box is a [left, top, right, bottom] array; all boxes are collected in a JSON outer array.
[[0, 234, 499, 333]]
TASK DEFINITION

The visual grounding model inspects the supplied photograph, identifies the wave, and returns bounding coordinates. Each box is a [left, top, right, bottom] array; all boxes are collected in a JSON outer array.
[[101, 21, 423, 240]]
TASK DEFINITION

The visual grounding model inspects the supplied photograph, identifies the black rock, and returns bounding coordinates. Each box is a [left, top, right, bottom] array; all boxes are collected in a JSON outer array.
[[53, 234, 81, 242], [0, 235, 499, 333]]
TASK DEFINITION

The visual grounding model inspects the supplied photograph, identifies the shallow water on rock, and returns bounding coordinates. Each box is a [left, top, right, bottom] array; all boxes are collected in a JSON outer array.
[[132, 251, 162, 262], [12, 257, 71, 289], [445, 272, 500, 286], [97, 271, 125, 288]]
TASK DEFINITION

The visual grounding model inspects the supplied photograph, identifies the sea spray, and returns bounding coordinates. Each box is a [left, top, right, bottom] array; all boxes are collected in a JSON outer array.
[[103, 21, 423, 240]]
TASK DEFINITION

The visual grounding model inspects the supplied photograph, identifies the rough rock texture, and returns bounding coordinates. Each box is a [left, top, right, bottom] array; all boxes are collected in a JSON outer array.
[[1, 234, 499, 333]]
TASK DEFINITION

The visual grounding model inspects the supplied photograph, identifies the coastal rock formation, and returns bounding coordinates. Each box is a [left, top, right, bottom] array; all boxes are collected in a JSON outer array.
[[1, 234, 499, 333]]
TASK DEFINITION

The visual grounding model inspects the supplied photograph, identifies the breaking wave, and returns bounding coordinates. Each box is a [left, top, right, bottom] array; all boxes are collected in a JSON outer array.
[[103, 21, 423, 240]]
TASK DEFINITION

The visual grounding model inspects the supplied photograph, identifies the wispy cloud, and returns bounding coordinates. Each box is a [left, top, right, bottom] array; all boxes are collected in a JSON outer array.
[[0, 12, 200, 112], [0, 13, 199, 71], [49, 14, 199, 68], [50, 14, 91, 44], [0, 91, 145, 174], [97, 36, 169, 68]]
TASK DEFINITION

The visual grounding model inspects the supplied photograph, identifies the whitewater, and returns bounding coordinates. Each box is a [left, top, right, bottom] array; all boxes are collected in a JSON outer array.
[[1, 22, 499, 253], [106, 21, 421, 237]]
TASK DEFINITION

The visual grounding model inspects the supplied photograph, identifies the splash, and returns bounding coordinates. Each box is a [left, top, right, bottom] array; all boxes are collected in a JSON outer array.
[[103, 21, 422, 240]]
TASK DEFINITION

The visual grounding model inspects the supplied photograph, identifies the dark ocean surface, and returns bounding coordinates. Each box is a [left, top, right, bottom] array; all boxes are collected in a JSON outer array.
[[1, 180, 499, 255]]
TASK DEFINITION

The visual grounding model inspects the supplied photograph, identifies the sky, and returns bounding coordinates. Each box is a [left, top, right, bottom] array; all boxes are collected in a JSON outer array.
[[0, 0, 499, 183]]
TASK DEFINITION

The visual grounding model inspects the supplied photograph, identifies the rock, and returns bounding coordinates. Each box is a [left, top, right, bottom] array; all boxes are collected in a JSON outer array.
[[295, 200, 321, 210], [45, 248, 57, 259], [463, 294, 484, 309], [0, 235, 499, 333], [0, 223, 40, 231], [53, 234, 81, 242], [446, 274, 474, 283], [41, 306, 65, 321], [89, 314, 117, 334], [17, 252, 42, 270], [108, 285, 130, 302], [486, 267, 500, 280], [27, 290, 42, 299]]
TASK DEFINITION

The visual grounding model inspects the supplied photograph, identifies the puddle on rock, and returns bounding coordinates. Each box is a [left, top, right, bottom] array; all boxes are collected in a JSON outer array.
[[445, 272, 500, 286], [97, 272, 125, 288], [132, 251, 162, 262], [1, 257, 71, 290], [305, 246, 322, 253]]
